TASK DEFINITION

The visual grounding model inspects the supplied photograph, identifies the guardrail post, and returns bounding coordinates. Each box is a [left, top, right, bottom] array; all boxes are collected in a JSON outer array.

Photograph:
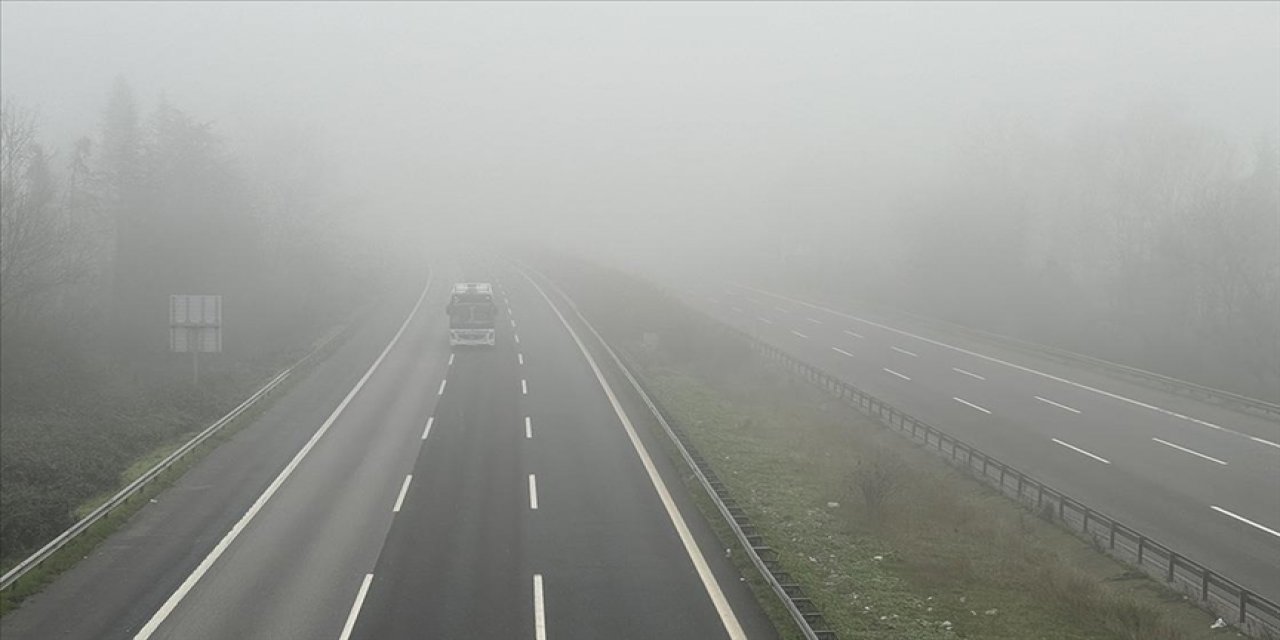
[[1083, 507, 1091, 532], [1239, 590, 1248, 625], [1167, 552, 1177, 582], [1137, 536, 1145, 565], [1109, 520, 1116, 550], [1201, 571, 1209, 601]]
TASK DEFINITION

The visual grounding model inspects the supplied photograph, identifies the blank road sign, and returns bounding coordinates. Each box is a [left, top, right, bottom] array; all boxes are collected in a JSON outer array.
[[169, 294, 222, 353]]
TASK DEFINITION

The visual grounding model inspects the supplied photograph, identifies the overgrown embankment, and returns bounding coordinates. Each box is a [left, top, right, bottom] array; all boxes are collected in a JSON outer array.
[[539, 255, 1222, 640]]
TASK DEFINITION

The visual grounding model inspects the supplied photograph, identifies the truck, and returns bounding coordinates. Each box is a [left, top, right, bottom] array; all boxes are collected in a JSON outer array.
[[447, 282, 498, 346]]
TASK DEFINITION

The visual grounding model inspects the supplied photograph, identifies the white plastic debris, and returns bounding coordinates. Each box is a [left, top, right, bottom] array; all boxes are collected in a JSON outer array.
[[1210, 618, 1227, 629], [873, 555, 883, 561], [827, 501, 839, 508], [940, 621, 952, 629], [725, 548, 732, 558], [984, 609, 998, 616]]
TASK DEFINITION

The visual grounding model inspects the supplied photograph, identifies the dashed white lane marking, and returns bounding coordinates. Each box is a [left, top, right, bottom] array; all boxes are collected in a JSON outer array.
[[511, 319, 517, 328], [774, 306, 789, 313], [522, 379, 528, 395], [392, 475, 412, 512], [832, 346, 855, 357], [790, 330, 809, 339], [731, 306, 744, 313], [533, 574, 547, 640], [953, 367, 985, 380], [806, 317, 823, 325], [1152, 438, 1227, 465], [708, 297, 719, 304], [438, 379, 447, 396], [1052, 438, 1111, 464], [843, 330, 864, 339], [518, 353, 525, 365], [1251, 436, 1280, 450], [528, 474, 539, 510], [421, 417, 434, 440], [891, 346, 918, 357], [1035, 396, 1081, 414], [515, 333, 521, 344], [448, 353, 454, 366], [134, 276, 434, 640], [883, 368, 911, 381], [337, 573, 374, 640], [525, 416, 532, 439], [758, 317, 773, 325], [524, 270, 748, 640], [953, 396, 990, 414], [1211, 506, 1280, 538], [735, 285, 1264, 444], [745, 297, 764, 305]]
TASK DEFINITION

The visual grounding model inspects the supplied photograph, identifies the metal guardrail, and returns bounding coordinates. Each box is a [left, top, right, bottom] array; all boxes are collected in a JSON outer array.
[[735, 327, 1280, 638], [744, 285, 1280, 422], [0, 323, 352, 593], [533, 269, 835, 640]]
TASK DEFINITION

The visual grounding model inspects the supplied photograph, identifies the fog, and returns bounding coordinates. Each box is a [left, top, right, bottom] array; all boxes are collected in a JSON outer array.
[[2, 2, 1278, 396]]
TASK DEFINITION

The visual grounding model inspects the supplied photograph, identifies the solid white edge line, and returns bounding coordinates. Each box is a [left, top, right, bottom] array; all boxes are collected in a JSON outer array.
[[437, 379, 447, 396], [1152, 438, 1228, 465], [1034, 395, 1081, 414], [789, 330, 809, 339], [891, 346, 918, 357], [522, 379, 528, 395], [392, 474, 413, 512], [1052, 438, 1111, 464], [135, 275, 433, 640], [421, 416, 434, 440], [832, 346, 855, 357], [953, 396, 990, 414], [525, 416, 532, 439], [1211, 506, 1280, 538], [533, 574, 547, 640], [734, 285, 1255, 440], [953, 367, 985, 380], [883, 368, 911, 381], [528, 474, 538, 510], [337, 573, 374, 640], [521, 270, 748, 640]]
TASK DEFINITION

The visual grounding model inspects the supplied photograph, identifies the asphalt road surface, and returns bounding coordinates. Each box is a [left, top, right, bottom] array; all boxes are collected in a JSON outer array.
[[676, 279, 1280, 603], [2, 267, 775, 640]]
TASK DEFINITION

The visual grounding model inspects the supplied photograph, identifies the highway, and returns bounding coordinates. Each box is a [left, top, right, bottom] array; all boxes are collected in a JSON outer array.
[[675, 280, 1280, 603], [1, 267, 775, 640]]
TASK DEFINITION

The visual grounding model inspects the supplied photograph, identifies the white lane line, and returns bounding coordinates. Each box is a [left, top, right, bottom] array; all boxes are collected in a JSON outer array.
[[522, 379, 528, 395], [953, 367, 985, 380], [735, 285, 1258, 441], [448, 353, 454, 366], [806, 317, 823, 325], [533, 574, 547, 640], [1035, 396, 1081, 414], [774, 306, 789, 314], [337, 573, 374, 640], [953, 396, 991, 414], [1251, 436, 1280, 450], [730, 306, 744, 313], [525, 416, 532, 439], [843, 330, 864, 339], [515, 333, 521, 344], [790, 330, 809, 339], [421, 416, 435, 440], [135, 276, 434, 640], [392, 475, 413, 512], [832, 346, 855, 357], [1211, 506, 1280, 538], [883, 368, 911, 381], [437, 379, 447, 396], [528, 474, 539, 510], [511, 319, 517, 328], [745, 297, 764, 305], [1152, 438, 1227, 465], [522, 271, 748, 640], [891, 346, 918, 357], [518, 353, 525, 365], [708, 297, 719, 304], [758, 317, 773, 325], [1052, 438, 1111, 464]]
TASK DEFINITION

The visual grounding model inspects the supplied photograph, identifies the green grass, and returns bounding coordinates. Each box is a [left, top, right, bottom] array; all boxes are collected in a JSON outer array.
[[0, 323, 353, 617]]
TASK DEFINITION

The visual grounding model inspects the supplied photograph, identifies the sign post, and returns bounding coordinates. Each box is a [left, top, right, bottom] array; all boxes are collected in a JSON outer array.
[[169, 295, 223, 385]]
